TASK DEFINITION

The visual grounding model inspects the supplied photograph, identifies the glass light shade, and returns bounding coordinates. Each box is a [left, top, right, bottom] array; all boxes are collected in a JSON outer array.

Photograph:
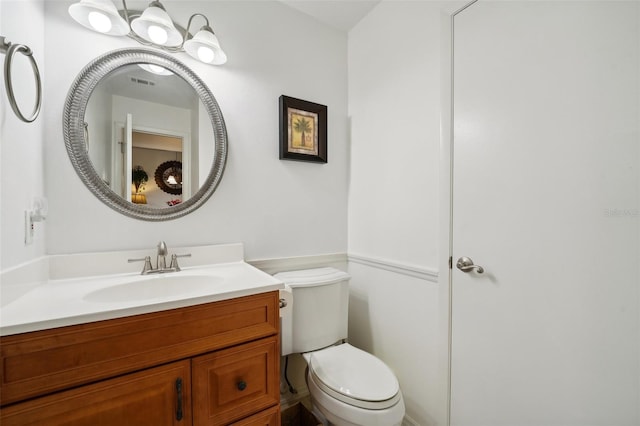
[[68, 0, 129, 36], [184, 29, 227, 65], [130, 5, 183, 47]]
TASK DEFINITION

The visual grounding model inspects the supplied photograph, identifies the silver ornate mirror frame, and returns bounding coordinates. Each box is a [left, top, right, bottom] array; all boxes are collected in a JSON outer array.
[[63, 48, 227, 221]]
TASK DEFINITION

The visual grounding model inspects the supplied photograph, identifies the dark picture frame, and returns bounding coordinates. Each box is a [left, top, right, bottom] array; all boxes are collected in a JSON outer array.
[[279, 95, 327, 163]]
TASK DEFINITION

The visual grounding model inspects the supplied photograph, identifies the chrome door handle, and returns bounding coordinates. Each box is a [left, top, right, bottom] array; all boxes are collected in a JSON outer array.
[[456, 257, 484, 274]]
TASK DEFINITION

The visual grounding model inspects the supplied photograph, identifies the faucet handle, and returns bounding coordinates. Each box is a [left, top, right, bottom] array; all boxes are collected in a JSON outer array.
[[157, 241, 168, 256], [169, 253, 191, 271], [128, 256, 153, 274]]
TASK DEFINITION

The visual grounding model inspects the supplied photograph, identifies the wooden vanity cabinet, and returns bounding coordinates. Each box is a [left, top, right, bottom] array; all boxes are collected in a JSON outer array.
[[230, 406, 280, 426], [0, 291, 281, 425], [0, 360, 192, 426]]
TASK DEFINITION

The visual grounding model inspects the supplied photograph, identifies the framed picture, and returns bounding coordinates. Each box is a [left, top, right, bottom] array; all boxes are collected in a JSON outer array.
[[279, 95, 327, 163]]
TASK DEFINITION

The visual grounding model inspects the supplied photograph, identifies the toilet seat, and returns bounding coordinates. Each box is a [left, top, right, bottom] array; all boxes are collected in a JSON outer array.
[[306, 343, 401, 410]]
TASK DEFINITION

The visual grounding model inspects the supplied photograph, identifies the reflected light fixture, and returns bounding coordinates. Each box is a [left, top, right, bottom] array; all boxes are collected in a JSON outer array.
[[68, 0, 227, 65], [138, 63, 173, 75]]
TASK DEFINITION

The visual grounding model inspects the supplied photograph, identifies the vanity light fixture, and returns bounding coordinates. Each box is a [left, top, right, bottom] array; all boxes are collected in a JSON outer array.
[[183, 16, 227, 65], [68, 0, 227, 65], [68, 0, 130, 35], [129, 1, 182, 46]]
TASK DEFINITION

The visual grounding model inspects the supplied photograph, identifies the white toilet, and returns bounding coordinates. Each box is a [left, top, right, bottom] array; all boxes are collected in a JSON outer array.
[[276, 267, 405, 426]]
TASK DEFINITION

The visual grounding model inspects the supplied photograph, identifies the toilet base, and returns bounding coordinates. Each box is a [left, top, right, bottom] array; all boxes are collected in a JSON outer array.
[[307, 370, 405, 426]]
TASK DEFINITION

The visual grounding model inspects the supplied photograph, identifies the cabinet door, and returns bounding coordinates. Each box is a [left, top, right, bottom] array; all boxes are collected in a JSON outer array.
[[231, 406, 280, 426], [192, 336, 279, 426], [0, 360, 191, 426]]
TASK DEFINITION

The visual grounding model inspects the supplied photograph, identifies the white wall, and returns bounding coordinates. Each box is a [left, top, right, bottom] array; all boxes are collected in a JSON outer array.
[[347, 2, 457, 425], [348, 2, 440, 268], [112, 95, 192, 137], [0, 0, 47, 269], [38, 0, 348, 262]]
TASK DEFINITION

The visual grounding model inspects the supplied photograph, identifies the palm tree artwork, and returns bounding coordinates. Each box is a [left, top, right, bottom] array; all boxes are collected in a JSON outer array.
[[279, 95, 327, 162], [292, 115, 313, 148]]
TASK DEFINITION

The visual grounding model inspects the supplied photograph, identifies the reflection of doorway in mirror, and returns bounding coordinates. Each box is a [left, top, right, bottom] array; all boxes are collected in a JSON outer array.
[[132, 131, 184, 208], [112, 112, 193, 207]]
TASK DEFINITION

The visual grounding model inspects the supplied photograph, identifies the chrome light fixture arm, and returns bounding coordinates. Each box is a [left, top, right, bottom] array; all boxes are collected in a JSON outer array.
[[120, 0, 131, 25], [182, 13, 210, 46]]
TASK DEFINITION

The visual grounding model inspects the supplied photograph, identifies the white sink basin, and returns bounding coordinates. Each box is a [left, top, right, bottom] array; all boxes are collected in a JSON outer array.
[[84, 274, 222, 303], [1, 248, 285, 336]]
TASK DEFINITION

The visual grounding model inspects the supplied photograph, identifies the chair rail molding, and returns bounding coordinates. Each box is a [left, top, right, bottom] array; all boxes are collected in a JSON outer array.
[[348, 253, 439, 283]]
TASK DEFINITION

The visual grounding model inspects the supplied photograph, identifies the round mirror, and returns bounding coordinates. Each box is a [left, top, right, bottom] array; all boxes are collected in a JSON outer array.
[[63, 48, 227, 221]]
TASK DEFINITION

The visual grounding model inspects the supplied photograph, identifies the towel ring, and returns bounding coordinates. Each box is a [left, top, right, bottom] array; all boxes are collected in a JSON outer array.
[[1, 36, 42, 123]]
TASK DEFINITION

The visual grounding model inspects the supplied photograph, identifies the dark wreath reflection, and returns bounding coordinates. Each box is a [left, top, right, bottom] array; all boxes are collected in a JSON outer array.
[[155, 160, 183, 195]]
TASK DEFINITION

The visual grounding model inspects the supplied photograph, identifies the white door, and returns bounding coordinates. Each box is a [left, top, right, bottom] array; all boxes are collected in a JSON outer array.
[[113, 114, 134, 200], [451, 2, 639, 425]]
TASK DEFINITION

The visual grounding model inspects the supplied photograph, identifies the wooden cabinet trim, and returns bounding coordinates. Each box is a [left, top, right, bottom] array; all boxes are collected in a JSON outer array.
[[230, 405, 281, 426]]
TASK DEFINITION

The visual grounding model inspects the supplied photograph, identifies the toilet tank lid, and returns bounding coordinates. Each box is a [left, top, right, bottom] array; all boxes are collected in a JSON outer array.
[[274, 267, 350, 288]]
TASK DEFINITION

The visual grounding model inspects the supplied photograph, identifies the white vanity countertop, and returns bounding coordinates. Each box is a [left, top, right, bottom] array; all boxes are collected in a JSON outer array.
[[0, 245, 284, 336]]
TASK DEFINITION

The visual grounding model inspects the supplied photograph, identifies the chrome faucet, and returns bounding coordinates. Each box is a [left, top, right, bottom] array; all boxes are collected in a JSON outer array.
[[157, 241, 168, 270], [128, 241, 191, 275]]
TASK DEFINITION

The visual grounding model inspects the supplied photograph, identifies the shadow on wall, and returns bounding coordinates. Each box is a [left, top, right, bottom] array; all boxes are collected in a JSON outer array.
[[347, 289, 374, 350]]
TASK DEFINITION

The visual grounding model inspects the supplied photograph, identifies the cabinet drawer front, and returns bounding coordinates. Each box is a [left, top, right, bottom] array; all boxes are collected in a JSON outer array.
[[0, 360, 191, 426], [1, 291, 279, 405], [231, 406, 280, 426], [193, 336, 279, 426]]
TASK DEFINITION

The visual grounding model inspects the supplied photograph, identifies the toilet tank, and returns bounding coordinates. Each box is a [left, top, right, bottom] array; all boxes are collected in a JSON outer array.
[[275, 268, 350, 356]]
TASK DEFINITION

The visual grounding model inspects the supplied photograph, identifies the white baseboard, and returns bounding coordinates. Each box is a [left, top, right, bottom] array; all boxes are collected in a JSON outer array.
[[403, 413, 420, 426]]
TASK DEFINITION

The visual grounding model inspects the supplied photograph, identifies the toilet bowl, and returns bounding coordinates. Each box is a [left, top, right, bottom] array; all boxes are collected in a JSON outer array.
[[275, 267, 405, 426], [303, 343, 405, 426]]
